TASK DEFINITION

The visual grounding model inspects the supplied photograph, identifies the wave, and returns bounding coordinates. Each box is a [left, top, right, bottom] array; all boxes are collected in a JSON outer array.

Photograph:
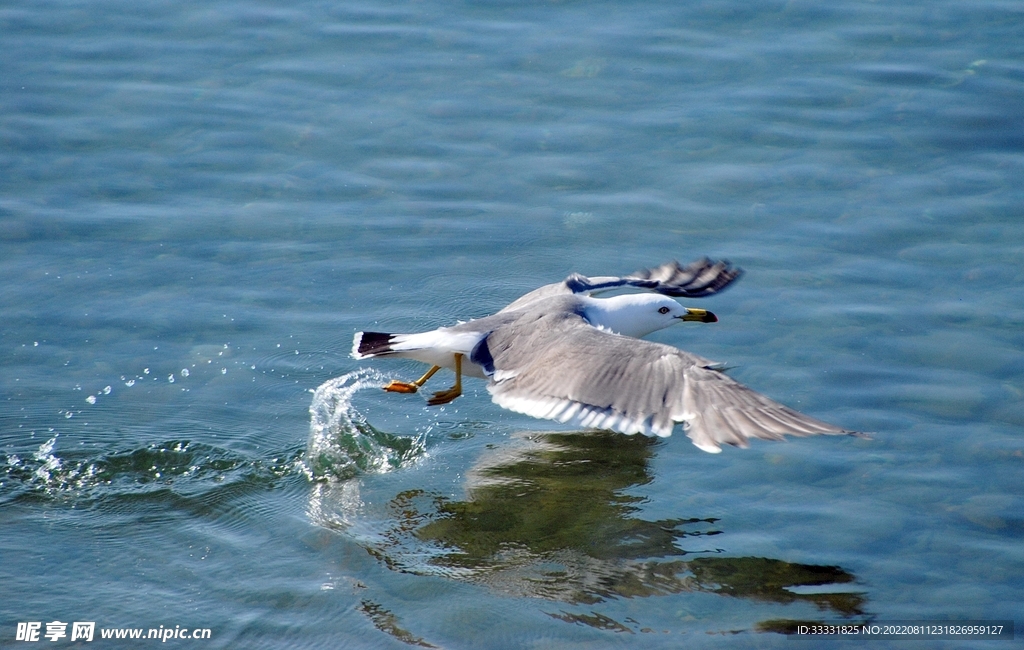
[[1, 369, 430, 508], [1, 433, 303, 506]]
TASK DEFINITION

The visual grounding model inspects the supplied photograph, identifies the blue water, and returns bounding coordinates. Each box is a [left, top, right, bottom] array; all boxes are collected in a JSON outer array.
[[3, 0, 1023, 647]]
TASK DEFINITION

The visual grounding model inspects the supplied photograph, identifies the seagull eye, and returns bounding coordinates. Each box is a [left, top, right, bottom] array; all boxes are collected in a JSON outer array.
[[658, 306, 670, 314]]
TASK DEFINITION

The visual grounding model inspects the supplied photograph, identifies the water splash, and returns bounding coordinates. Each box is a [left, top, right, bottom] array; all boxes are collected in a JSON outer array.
[[305, 369, 427, 482], [32, 435, 63, 485]]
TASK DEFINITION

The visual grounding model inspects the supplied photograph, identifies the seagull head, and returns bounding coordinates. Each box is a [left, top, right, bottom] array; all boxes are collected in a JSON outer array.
[[583, 294, 717, 338]]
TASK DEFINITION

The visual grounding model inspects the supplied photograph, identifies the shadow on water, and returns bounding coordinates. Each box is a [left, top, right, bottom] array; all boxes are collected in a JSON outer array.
[[310, 427, 867, 632]]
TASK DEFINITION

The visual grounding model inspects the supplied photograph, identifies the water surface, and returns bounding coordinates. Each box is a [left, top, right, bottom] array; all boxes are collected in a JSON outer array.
[[3, 0, 1023, 647]]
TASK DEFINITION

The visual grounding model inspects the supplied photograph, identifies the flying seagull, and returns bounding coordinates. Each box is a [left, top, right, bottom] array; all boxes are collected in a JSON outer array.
[[352, 258, 851, 453]]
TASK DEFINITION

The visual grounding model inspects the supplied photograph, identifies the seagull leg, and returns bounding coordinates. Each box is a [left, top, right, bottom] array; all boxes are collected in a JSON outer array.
[[383, 364, 441, 394], [427, 354, 463, 406]]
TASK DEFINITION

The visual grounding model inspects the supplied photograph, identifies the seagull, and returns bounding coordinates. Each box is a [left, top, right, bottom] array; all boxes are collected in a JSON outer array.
[[352, 258, 852, 453]]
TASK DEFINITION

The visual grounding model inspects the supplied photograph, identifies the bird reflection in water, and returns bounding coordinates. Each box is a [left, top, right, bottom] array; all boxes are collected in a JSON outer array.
[[313, 431, 866, 632]]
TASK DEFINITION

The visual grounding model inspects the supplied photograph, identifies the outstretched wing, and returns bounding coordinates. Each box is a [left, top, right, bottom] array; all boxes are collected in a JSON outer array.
[[499, 258, 742, 314], [478, 310, 849, 453]]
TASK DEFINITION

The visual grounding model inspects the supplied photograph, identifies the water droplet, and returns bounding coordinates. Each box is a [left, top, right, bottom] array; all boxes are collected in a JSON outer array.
[[144, 368, 150, 374], [126, 379, 135, 387], [33, 342, 39, 347], [181, 368, 190, 378], [86, 395, 97, 404], [168, 374, 175, 383], [103, 385, 112, 394], [221, 368, 227, 375], [65, 412, 73, 419]]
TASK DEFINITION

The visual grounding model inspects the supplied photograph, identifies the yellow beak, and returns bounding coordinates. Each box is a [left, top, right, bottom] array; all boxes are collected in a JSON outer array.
[[680, 308, 717, 323]]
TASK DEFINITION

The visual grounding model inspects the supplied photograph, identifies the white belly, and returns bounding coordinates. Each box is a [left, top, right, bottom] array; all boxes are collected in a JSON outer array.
[[388, 329, 489, 379]]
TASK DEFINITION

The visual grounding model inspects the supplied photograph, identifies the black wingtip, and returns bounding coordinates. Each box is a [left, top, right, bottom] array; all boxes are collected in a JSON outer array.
[[356, 331, 396, 357], [629, 258, 744, 298]]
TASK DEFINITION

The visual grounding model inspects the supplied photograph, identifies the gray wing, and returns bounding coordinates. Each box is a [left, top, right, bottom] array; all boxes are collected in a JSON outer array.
[[499, 258, 742, 314], [479, 311, 849, 453]]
